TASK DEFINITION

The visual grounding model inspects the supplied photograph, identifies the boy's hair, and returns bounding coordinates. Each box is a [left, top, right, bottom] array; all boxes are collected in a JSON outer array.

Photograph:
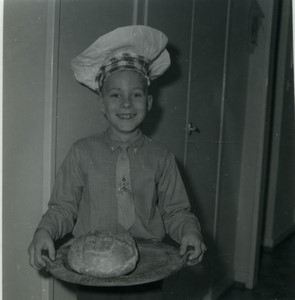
[[97, 70, 149, 95]]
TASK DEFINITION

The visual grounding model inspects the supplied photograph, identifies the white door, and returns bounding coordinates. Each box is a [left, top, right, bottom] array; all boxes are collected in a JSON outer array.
[[52, 1, 135, 299]]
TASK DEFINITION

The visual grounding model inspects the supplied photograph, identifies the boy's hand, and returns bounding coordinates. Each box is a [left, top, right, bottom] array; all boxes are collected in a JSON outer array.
[[180, 232, 207, 266], [28, 229, 55, 270]]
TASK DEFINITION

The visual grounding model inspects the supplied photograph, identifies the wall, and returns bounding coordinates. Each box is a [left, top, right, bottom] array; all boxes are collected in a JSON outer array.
[[263, 0, 295, 248], [3, 0, 49, 299]]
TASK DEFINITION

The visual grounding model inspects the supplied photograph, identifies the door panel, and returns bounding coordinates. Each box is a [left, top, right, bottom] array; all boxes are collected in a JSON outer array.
[[185, 0, 231, 297], [187, 0, 228, 240], [144, 0, 193, 162], [54, 1, 135, 299], [147, 0, 232, 298]]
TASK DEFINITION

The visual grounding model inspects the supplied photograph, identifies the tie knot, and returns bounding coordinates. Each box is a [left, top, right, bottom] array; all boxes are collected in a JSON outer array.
[[120, 143, 129, 152]]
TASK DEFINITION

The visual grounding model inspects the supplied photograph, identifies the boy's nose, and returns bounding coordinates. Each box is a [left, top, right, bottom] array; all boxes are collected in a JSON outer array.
[[121, 96, 132, 108]]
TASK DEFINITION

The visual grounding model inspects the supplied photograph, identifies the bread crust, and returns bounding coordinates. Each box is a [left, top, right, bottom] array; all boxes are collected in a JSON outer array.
[[68, 231, 139, 278]]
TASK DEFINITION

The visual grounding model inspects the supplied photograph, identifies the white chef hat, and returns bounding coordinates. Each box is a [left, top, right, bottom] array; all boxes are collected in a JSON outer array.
[[71, 25, 171, 92]]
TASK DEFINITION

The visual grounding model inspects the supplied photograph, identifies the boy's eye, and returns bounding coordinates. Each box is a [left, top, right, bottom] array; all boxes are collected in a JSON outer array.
[[110, 93, 121, 98], [133, 92, 144, 98]]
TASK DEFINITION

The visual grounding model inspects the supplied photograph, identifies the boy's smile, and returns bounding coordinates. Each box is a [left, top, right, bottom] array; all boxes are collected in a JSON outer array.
[[117, 113, 136, 120], [99, 70, 153, 142]]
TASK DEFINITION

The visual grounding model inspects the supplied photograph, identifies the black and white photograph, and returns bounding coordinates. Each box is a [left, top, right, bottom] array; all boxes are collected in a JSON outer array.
[[3, 0, 295, 299]]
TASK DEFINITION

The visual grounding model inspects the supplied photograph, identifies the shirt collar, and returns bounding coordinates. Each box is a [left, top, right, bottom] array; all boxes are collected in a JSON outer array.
[[104, 127, 145, 152]]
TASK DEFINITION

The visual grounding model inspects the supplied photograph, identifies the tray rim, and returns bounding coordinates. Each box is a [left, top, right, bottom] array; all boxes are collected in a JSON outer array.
[[46, 239, 186, 287]]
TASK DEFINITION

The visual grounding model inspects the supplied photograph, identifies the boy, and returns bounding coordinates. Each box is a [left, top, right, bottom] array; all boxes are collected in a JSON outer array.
[[28, 25, 206, 298]]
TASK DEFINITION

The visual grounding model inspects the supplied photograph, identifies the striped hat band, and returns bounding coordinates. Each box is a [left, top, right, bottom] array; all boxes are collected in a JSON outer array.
[[96, 52, 150, 91]]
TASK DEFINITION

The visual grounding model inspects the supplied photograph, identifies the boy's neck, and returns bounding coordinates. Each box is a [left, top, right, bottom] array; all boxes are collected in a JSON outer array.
[[108, 128, 141, 143]]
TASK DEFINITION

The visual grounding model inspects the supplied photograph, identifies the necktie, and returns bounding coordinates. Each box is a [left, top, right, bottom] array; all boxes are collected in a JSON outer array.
[[116, 144, 135, 230]]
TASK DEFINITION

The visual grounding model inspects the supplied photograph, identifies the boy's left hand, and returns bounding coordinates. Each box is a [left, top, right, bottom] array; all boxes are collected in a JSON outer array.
[[180, 232, 207, 266]]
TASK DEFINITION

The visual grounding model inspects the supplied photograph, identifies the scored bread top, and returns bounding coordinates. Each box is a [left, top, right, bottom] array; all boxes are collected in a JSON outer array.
[[67, 231, 139, 278]]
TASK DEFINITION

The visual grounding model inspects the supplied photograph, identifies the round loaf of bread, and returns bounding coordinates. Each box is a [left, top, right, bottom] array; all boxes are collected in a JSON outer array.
[[67, 231, 139, 278]]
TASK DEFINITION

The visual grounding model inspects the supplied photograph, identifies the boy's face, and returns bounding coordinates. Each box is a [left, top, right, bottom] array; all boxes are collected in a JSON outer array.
[[99, 70, 153, 141]]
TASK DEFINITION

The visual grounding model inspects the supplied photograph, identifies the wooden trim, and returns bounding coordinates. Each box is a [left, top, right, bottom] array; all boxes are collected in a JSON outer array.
[[41, 0, 60, 299], [134, 0, 146, 25], [263, 223, 295, 249], [202, 274, 233, 300], [212, 0, 232, 244], [132, 0, 138, 25], [143, 0, 149, 25], [234, 0, 275, 289], [263, 0, 290, 248], [0, 0, 3, 293], [42, 0, 60, 211], [183, 0, 196, 167], [293, 0, 295, 102]]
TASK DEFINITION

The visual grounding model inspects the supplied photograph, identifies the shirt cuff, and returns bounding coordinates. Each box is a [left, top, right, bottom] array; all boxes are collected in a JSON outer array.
[[36, 222, 57, 240], [179, 220, 203, 242]]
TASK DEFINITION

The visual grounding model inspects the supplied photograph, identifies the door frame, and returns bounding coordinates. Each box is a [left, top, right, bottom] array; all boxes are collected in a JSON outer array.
[[234, 0, 275, 289], [263, 0, 292, 249], [42, 0, 60, 299]]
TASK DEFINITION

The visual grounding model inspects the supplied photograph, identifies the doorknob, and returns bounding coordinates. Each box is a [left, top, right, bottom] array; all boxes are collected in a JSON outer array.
[[187, 122, 200, 135]]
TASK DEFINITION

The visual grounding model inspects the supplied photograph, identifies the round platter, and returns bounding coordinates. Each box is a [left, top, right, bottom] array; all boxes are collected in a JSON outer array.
[[46, 239, 187, 286]]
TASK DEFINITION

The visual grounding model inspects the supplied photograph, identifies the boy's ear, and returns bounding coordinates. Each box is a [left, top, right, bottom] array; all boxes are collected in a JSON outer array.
[[98, 93, 105, 114], [147, 95, 153, 112]]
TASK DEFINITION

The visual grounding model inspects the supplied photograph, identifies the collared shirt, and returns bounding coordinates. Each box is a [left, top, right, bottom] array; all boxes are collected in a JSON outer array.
[[37, 128, 201, 244]]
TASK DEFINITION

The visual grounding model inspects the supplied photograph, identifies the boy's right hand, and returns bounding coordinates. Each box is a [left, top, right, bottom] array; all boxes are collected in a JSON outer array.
[[28, 229, 55, 270]]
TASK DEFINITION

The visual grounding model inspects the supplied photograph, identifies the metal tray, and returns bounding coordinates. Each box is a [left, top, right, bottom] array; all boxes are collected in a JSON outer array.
[[45, 239, 187, 286]]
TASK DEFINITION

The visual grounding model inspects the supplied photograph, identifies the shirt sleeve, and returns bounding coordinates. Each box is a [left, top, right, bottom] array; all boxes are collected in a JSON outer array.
[[36, 145, 84, 240], [157, 152, 202, 244]]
